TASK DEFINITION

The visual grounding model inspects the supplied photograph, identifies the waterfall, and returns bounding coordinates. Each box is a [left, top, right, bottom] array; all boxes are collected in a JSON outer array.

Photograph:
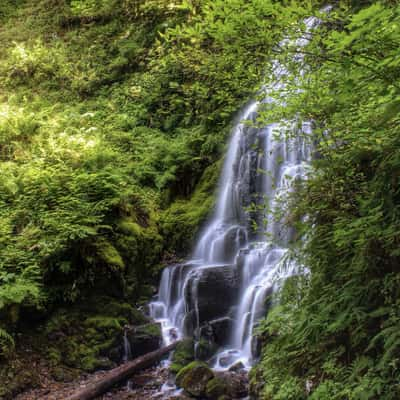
[[149, 110, 312, 369], [149, 15, 321, 371]]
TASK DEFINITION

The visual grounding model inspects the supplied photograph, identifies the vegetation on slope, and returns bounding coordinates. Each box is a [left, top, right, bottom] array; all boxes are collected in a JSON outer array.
[[0, 0, 288, 392]]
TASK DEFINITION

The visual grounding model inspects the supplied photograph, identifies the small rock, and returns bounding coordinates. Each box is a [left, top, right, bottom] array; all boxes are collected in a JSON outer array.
[[228, 361, 245, 372]]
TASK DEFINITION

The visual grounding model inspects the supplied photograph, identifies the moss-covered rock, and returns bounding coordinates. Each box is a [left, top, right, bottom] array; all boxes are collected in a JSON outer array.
[[206, 377, 228, 399], [170, 338, 195, 374], [41, 296, 153, 372], [195, 338, 218, 361], [126, 322, 162, 358], [176, 361, 214, 397], [216, 371, 249, 399]]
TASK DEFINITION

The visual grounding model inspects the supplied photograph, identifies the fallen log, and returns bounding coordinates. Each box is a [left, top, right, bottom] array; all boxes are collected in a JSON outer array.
[[63, 341, 178, 400]]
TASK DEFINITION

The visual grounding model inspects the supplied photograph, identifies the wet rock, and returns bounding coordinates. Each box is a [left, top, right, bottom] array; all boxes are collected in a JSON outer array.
[[205, 376, 228, 399], [194, 338, 218, 361], [126, 323, 162, 358], [184, 265, 239, 334], [209, 317, 234, 345], [251, 333, 263, 359], [228, 361, 245, 372], [197, 318, 233, 348], [176, 361, 214, 397], [215, 371, 249, 398], [217, 350, 239, 368]]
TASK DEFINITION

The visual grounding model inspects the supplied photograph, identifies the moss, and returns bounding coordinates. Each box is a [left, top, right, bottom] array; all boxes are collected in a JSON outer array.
[[40, 297, 151, 372], [47, 346, 62, 365], [115, 215, 163, 298], [161, 160, 221, 255], [195, 337, 218, 361], [96, 238, 125, 270], [170, 338, 195, 374], [175, 361, 214, 397], [80, 354, 114, 372], [206, 377, 228, 399], [117, 219, 144, 236], [84, 316, 123, 331], [103, 301, 149, 325], [135, 322, 161, 337]]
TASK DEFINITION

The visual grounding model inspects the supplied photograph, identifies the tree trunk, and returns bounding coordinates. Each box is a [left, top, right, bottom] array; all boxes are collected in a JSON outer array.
[[64, 342, 178, 400]]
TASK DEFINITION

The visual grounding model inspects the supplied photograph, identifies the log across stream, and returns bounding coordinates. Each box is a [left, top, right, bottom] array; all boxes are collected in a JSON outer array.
[[61, 342, 178, 400]]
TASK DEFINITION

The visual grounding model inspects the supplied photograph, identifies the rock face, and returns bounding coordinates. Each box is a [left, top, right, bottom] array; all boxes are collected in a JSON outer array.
[[126, 323, 162, 358], [209, 317, 234, 345], [176, 361, 214, 398], [184, 265, 239, 335]]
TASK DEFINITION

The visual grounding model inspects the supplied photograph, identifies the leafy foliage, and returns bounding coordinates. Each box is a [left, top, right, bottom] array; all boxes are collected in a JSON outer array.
[[253, 2, 400, 399], [0, 0, 285, 361]]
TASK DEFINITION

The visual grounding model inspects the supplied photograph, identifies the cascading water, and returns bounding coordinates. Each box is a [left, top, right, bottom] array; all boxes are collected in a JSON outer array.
[[150, 14, 322, 371], [150, 106, 312, 369]]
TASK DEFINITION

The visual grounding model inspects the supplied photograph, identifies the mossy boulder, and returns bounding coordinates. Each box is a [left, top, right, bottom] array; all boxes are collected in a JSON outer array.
[[205, 377, 228, 399], [170, 338, 195, 374], [126, 322, 162, 358], [216, 371, 249, 399], [42, 298, 151, 372], [176, 361, 214, 397]]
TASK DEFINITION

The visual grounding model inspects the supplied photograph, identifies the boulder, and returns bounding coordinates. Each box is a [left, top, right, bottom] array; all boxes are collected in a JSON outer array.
[[184, 265, 239, 334], [126, 323, 162, 358], [176, 361, 214, 397], [215, 371, 249, 399], [205, 376, 228, 399]]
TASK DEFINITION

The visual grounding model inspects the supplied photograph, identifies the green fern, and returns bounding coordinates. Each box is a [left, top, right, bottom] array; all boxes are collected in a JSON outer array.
[[0, 328, 15, 358]]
